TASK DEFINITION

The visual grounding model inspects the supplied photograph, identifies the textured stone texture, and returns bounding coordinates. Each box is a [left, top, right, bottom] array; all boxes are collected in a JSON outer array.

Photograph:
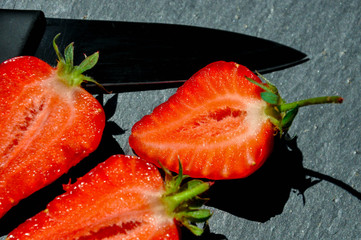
[[0, 1, 360, 239]]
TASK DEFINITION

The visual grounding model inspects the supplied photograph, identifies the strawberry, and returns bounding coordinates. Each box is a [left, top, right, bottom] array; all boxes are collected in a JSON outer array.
[[129, 61, 343, 180], [6, 155, 212, 239], [0, 34, 105, 218]]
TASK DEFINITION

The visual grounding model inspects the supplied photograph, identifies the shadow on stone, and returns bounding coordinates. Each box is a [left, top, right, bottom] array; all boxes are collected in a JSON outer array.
[[181, 224, 228, 240], [206, 135, 319, 222]]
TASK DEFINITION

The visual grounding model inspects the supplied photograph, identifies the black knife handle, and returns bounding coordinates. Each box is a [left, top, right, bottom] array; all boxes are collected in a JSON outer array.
[[0, 9, 46, 63]]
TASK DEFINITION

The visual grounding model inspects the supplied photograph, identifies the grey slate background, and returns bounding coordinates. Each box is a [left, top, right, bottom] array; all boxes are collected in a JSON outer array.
[[0, 1, 360, 239]]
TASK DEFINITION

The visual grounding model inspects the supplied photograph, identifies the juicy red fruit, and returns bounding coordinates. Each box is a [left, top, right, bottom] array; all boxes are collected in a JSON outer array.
[[7, 155, 210, 240], [0, 42, 105, 218], [6, 155, 176, 239], [129, 61, 342, 180], [129, 61, 275, 180]]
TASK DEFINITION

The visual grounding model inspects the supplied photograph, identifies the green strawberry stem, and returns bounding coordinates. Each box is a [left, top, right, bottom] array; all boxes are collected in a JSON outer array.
[[160, 160, 212, 236], [163, 180, 212, 213], [246, 73, 343, 136], [53, 33, 107, 92], [278, 96, 343, 112]]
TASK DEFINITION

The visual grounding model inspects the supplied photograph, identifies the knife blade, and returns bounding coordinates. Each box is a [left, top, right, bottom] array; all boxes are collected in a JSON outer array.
[[0, 9, 308, 93]]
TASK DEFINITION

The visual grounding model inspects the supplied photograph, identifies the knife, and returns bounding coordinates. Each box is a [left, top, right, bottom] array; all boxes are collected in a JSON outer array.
[[0, 9, 308, 93]]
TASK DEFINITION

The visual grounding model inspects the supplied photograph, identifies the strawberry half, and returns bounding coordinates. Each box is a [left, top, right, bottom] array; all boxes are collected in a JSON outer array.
[[129, 61, 343, 180], [0, 34, 105, 218], [7, 155, 212, 239]]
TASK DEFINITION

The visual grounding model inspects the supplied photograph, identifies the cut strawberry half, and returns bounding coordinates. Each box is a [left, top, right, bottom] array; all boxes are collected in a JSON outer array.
[[7, 155, 212, 240], [129, 61, 342, 180], [0, 34, 105, 218]]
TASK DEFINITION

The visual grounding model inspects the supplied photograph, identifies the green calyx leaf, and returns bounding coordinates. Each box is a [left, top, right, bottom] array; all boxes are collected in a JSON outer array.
[[53, 33, 105, 90], [281, 106, 299, 131], [246, 71, 343, 136], [160, 159, 212, 236], [261, 91, 280, 105], [75, 52, 99, 74]]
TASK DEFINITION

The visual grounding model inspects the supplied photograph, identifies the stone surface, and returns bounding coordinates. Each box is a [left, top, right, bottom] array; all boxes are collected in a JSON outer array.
[[0, 1, 360, 239]]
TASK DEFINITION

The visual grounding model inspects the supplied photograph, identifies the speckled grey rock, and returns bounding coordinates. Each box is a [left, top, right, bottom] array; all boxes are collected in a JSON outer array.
[[0, 1, 360, 239]]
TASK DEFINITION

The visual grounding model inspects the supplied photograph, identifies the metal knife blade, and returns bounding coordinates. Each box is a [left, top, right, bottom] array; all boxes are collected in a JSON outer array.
[[0, 9, 308, 93]]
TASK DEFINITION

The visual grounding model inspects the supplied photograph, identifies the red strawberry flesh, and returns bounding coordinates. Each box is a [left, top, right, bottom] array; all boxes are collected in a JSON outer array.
[[0, 38, 105, 218], [6, 155, 179, 240], [129, 61, 274, 179]]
